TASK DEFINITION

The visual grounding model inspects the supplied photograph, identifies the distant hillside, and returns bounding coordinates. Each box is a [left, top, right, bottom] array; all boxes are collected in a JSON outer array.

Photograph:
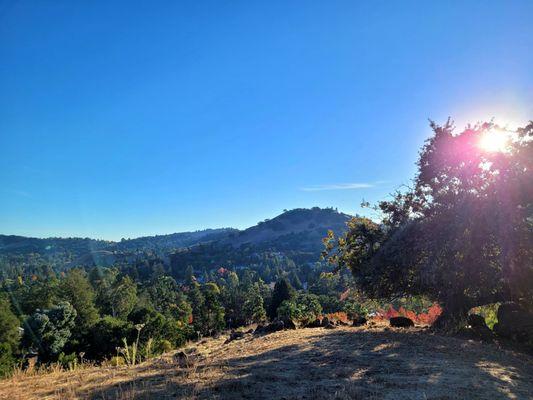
[[226, 207, 351, 251], [169, 208, 352, 275], [0, 208, 351, 273], [114, 228, 238, 252], [0, 235, 111, 258]]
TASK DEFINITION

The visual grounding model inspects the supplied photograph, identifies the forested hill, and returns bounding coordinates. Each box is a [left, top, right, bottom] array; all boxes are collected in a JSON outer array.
[[225, 208, 351, 250], [0, 208, 352, 273], [169, 208, 351, 275], [0, 228, 236, 257]]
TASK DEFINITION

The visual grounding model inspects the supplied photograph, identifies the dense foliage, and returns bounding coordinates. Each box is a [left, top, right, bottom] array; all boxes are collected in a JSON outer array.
[[324, 121, 533, 329], [0, 253, 359, 376]]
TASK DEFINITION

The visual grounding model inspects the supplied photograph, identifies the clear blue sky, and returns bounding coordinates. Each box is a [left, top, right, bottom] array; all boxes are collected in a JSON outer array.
[[1, 1, 532, 240]]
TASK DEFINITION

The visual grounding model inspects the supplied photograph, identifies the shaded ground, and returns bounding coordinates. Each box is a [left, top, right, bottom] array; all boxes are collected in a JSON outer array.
[[1, 325, 531, 400]]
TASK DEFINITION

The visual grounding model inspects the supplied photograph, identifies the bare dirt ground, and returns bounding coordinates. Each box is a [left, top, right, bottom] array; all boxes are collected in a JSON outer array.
[[1, 325, 531, 400]]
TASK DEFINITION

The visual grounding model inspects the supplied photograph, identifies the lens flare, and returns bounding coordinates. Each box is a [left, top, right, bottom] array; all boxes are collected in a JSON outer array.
[[478, 130, 509, 153]]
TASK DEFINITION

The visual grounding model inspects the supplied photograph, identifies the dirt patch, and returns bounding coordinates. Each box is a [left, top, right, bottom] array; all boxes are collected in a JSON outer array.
[[0, 326, 531, 399]]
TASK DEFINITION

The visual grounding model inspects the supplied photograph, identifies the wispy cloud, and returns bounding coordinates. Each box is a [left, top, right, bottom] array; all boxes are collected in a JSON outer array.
[[300, 182, 375, 192]]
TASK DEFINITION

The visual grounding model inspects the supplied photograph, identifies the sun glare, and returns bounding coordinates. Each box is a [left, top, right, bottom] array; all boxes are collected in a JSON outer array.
[[478, 130, 510, 153]]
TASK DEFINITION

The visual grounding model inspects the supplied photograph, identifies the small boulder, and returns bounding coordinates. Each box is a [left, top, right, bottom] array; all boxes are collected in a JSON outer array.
[[390, 316, 414, 328], [224, 330, 245, 344], [305, 319, 323, 328], [256, 320, 285, 335], [174, 351, 195, 368], [283, 319, 298, 330], [268, 319, 285, 333], [352, 316, 367, 327], [494, 303, 533, 342], [324, 322, 336, 329], [254, 324, 265, 334], [321, 317, 331, 327]]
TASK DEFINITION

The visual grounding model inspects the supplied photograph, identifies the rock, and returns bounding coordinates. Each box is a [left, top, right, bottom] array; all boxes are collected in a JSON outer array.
[[352, 317, 367, 327], [255, 320, 285, 335], [467, 314, 487, 329], [283, 319, 298, 330], [305, 319, 322, 328], [494, 303, 533, 342], [254, 324, 265, 334], [174, 351, 195, 368], [321, 317, 330, 327], [458, 325, 494, 342], [268, 319, 285, 332], [390, 316, 414, 328], [324, 323, 336, 329], [225, 330, 245, 344]]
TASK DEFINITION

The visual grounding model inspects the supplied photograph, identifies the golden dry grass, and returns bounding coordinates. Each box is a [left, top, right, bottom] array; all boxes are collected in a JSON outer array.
[[1, 325, 532, 400]]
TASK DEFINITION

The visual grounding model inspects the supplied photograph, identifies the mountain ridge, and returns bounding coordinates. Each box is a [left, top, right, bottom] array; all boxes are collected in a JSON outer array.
[[0, 207, 353, 272]]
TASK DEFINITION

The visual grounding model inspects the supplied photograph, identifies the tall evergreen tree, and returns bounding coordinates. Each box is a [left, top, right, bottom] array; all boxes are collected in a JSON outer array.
[[59, 269, 99, 330], [268, 278, 294, 319]]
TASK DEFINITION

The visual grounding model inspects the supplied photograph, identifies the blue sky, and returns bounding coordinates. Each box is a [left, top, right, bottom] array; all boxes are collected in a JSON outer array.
[[1, 1, 532, 240]]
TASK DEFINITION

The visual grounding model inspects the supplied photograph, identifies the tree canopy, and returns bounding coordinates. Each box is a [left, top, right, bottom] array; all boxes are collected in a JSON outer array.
[[324, 121, 533, 329]]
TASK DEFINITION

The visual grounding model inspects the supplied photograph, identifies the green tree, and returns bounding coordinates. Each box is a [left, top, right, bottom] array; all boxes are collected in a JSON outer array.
[[289, 270, 303, 290], [22, 301, 77, 362], [110, 276, 137, 319], [87, 316, 133, 360], [184, 265, 195, 285], [17, 278, 58, 316], [324, 121, 533, 330], [148, 275, 192, 322], [277, 293, 322, 326], [0, 296, 20, 376], [59, 268, 99, 330], [0, 296, 20, 349], [186, 282, 205, 332], [243, 283, 267, 323], [191, 283, 225, 335], [268, 278, 294, 319]]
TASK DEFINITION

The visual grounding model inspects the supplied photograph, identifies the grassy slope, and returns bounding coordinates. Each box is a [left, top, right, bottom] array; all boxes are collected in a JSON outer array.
[[1, 325, 532, 400]]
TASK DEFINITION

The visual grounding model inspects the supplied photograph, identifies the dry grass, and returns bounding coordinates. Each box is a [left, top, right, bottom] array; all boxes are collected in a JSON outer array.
[[1, 325, 532, 400]]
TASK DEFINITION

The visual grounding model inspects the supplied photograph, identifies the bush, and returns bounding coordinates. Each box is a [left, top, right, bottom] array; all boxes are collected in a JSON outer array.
[[58, 352, 78, 370], [277, 293, 322, 326], [109, 355, 125, 366], [318, 295, 343, 314], [0, 343, 16, 378], [86, 316, 134, 360], [155, 339, 173, 354], [22, 301, 77, 362], [470, 303, 499, 329], [342, 301, 368, 320]]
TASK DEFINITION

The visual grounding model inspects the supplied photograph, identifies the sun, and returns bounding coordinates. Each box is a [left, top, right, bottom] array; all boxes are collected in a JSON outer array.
[[478, 130, 510, 153]]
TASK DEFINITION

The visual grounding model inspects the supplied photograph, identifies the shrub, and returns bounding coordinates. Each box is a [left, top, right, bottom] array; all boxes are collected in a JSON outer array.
[[58, 352, 78, 370], [109, 355, 125, 366], [324, 311, 350, 324], [317, 295, 343, 314], [0, 343, 16, 378], [22, 301, 77, 362], [278, 293, 322, 326], [374, 303, 442, 325], [155, 339, 173, 354], [470, 303, 499, 329], [342, 301, 368, 320], [86, 316, 134, 360]]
